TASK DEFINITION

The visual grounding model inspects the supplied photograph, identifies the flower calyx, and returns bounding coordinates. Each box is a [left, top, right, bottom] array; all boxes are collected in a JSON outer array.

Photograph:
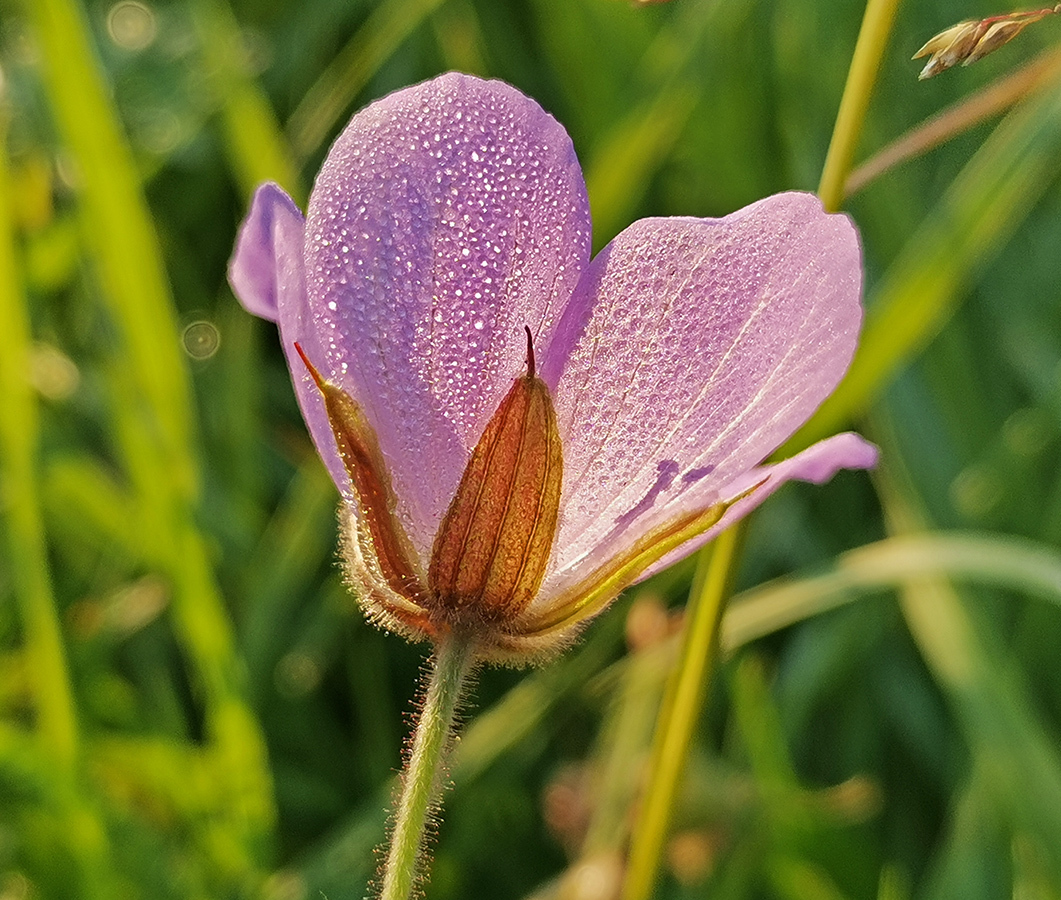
[[296, 332, 563, 650]]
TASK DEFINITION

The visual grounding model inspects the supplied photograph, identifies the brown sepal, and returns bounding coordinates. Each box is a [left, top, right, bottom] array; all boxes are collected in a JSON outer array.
[[294, 344, 432, 636], [428, 329, 563, 630]]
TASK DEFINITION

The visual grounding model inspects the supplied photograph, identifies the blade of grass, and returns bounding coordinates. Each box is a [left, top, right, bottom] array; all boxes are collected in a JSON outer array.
[[286, 0, 448, 160], [241, 457, 337, 695], [26, 0, 276, 881], [25, 0, 196, 502], [621, 524, 745, 900], [42, 457, 142, 562], [584, 0, 729, 242], [721, 530, 1061, 650], [817, 0, 902, 211], [452, 600, 629, 785], [621, 1, 900, 893], [880, 442, 1061, 885], [0, 117, 77, 775], [579, 636, 675, 859], [847, 46, 1061, 196], [0, 114, 114, 900], [191, 0, 304, 204]]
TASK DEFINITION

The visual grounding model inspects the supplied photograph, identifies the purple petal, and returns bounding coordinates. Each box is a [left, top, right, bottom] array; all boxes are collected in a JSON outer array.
[[229, 182, 352, 496], [632, 432, 879, 582], [537, 192, 864, 598], [228, 183, 304, 323], [300, 72, 592, 560]]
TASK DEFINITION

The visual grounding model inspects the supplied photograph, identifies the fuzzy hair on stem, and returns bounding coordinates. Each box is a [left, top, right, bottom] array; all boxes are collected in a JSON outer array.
[[378, 633, 478, 900]]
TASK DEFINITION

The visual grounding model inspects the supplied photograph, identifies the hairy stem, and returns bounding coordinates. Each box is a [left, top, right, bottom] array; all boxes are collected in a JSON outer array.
[[380, 633, 477, 900]]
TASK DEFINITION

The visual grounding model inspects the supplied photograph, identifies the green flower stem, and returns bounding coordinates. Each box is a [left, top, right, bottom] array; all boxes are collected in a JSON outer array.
[[818, 0, 902, 211], [621, 524, 745, 900], [380, 633, 477, 900]]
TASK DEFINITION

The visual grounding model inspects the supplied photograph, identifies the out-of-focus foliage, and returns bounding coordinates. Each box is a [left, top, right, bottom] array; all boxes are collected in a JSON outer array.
[[1, 0, 1061, 898]]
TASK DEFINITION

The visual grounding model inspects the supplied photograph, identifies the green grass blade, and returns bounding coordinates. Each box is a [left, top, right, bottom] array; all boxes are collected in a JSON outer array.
[[621, 525, 744, 900], [583, 0, 727, 242], [880, 460, 1061, 885], [25, 0, 276, 881], [0, 114, 115, 900], [241, 458, 337, 693], [0, 117, 78, 772], [25, 0, 197, 503], [722, 531, 1061, 649], [191, 0, 304, 204], [286, 0, 448, 160], [42, 457, 144, 562], [817, 0, 902, 212]]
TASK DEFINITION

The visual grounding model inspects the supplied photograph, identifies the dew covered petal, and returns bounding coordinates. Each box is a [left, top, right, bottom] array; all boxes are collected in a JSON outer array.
[[303, 72, 591, 561], [228, 183, 352, 495], [537, 192, 864, 601], [229, 182, 304, 323], [631, 432, 878, 583]]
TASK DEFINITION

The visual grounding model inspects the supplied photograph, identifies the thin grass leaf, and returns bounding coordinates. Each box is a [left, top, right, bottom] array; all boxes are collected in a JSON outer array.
[[722, 530, 1061, 649], [25, 0, 196, 502], [918, 772, 1008, 900], [585, 87, 699, 242], [583, 0, 729, 241], [26, 0, 276, 881], [451, 602, 629, 785], [816, 0, 902, 211], [0, 114, 78, 772], [579, 638, 673, 858], [622, 526, 744, 900], [191, 0, 304, 204], [899, 579, 1061, 885], [42, 457, 143, 562], [0, 119, 115, 900], [286, 0, 449, 160], [847, 47, 1061, 195], [241, 458, 337, 693], [770, 858, 854, 900], [879, 460, 1061, 887]]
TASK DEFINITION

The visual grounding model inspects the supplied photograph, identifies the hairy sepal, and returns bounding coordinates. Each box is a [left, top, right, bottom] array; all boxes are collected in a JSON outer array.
[[428, 348, 563, 630], [296, 345, 432, 638]]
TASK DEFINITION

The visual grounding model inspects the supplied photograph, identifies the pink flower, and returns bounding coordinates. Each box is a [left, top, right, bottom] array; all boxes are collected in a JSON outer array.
[[229, 73, 876, 662]]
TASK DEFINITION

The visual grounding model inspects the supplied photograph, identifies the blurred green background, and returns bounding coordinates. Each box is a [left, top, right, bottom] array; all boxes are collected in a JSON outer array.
[[3, 0, 1061, 897]]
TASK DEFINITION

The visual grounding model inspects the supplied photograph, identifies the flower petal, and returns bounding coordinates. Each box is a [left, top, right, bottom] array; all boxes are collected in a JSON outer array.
[[303, 73, 591, 560], [228, 182, 303, 324], [634, 432, 879, 582], [537, 192, 863, 601], [229, 183, 353, 497]]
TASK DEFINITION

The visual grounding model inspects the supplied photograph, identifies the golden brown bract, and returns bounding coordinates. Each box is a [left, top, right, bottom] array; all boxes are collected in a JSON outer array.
[[427, 331, 563, 628]]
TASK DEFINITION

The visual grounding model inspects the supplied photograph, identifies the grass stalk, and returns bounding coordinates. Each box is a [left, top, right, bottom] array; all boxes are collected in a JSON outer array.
[[818, 0, 902, 211], [620, 525, 744, 900]]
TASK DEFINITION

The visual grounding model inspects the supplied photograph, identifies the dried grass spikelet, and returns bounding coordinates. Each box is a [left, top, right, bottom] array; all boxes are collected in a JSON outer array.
[[914, 5, 1061, 79]]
